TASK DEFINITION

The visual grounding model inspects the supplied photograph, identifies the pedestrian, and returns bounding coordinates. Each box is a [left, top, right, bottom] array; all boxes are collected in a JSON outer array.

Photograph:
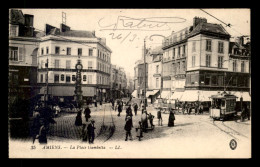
[[84, 105, 91, 122], [81, 124, 88, 141], [126, 104, 133, 117], [31, 112, 41, 144], [136, 121, 143, 141], [134, 103, 138, 116], [199, 104, 203, 114], [141, 110, 148, 132], [111, 98, 115, 110], [75, 109, 83, 126], [38, 125, 47, 144], [148, 113, 155, 129], [94, 99, 97, 111], [124, 116, 133, 141], [99, 100, 103, 110], [157, 108, 163, 126], [87, 119, 96, 144], [182, 103, 186, 115], [168, 108, 175, 127], [117, 100, 123, 117]]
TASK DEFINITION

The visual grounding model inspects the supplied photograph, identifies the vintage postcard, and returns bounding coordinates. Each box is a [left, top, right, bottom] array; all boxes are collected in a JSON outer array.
[[8, 8, 251, 158]]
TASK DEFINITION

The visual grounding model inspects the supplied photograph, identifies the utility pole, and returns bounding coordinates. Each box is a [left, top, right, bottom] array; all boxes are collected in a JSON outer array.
[[144, 39, 147, 110]]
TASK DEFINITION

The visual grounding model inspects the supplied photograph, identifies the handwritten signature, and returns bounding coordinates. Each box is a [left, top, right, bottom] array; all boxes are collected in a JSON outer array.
[[98, 16, 186, 43]]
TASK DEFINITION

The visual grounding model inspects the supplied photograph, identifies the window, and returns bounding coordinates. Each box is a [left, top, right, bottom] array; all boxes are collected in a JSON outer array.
[[192, 56, 195, 67], [233, 60, 237, 72], [212, 75, 217, 85], [218, 42, 224, 53], [89, 49, 93, 56], [55, 47, 60, 54], [9, 25, 18, 37], [88, 61, 93, 69], [182, 61, 185, 71], [156, 78, 159, 88], [183, 45, 186, 56], [88, 75, 92, 84], [78, 48, 82, 56], [218, 56, 223, 68], [72, 75, 76, 81], [61, 74, 64, 81], [67, 48, 71, 55], [66, 60, 71, 69], [40, 60, 44, 68], [218, 75, 223, 86], [192, 42, 196, 52], [172, 48, 175, 59], [54, 74, 59, 83], [83, 75, 87, 82], [55, 60, 60, 68], [205, 75, 211, 85], [232, 76, 237, 86], [9, 47, 18, 61], [178, 47, 181, 57], [241, 61, 245, 72], [40, 74, 43, 83], [206, 54, 211, 67], [41, 48, 44, 55], [178, 62, 180, 72], [66, 75, 71, 83], [206, 40, 212, 51], [156, 65, 159, 73], [46, 47, 49, 54]]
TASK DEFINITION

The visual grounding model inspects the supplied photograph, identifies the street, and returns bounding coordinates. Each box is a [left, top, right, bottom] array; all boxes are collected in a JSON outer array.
[[9, 103, 251, 158]]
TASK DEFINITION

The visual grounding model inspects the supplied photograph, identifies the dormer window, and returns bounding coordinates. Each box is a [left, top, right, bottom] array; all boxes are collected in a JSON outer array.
[[9, 25, 18, 37]]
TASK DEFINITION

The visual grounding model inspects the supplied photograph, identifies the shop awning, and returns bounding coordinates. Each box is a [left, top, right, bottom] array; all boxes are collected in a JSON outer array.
[[170, 91, 184, 100], [160, 90, 171, 99], [146, 90, 159, 97], [230, 91, 251, 101], [180, 90, 219, 102], [131, 90, 138, 98]]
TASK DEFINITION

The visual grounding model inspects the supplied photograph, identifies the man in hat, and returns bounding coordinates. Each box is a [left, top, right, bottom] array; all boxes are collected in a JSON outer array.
[[124, 116, 133, 141], [84, 105, 91, 122], [87, 119, 96, 144], [133, 103, 138, 116]]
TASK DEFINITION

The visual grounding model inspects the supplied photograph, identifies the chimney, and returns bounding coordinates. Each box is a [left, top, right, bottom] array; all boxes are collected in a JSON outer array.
[[193, 17, 207, 28], [60, 23, 70, 32], [24, 14, 34, 27]]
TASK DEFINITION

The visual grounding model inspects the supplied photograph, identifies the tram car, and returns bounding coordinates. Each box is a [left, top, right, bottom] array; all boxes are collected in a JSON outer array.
[[209, 92, 237, 121]]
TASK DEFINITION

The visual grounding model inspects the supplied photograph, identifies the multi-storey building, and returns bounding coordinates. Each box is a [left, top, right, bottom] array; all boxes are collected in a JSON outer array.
[[9, 9, 43, 105], [147, 46, 163, 103], [168, 17, 251, 110], [110, 65, 127, 99], [37, 23, 112, 103], [133, 50, 152, 98], [162, 26, 192, 100]]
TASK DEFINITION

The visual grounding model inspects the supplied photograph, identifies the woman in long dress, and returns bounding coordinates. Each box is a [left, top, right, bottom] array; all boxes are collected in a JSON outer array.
[[168, 108, 175, 127]]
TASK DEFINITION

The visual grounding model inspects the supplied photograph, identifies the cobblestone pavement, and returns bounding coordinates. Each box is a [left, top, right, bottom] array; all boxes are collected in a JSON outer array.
[[46, 103, 251, 143]]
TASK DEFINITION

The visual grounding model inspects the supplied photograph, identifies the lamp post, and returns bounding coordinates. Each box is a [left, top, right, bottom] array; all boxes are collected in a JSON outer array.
[[144, 39, 147, 110]]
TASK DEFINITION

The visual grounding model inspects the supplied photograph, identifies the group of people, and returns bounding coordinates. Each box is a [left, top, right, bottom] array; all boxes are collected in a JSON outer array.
[[31, 102, 57, 144], [180, 102, 203, 115], [74, 105, 96, 144]]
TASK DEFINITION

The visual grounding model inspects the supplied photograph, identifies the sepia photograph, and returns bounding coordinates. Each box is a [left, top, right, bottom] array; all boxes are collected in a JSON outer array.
[[8, 8, 251, 158]]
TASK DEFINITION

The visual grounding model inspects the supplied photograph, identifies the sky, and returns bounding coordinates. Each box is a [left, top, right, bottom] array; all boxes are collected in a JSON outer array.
[[20, 8, 250, 77]]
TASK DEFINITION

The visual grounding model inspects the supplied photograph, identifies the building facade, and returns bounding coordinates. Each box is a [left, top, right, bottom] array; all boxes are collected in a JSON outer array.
[[9, 9, 43, 105], [37, 23, 112, 103]]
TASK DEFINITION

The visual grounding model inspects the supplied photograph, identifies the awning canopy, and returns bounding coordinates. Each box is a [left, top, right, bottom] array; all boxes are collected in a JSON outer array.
[[230, 91, 251, 101], [146, 90, 159, 97], [131, 90, 138, 98], [160, 90, 171, 99], [170, 91, 184, 100], [180, 90, 219, 102]]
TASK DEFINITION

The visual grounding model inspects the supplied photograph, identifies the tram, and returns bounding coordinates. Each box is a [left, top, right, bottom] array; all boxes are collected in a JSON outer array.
[[209, 92, 238, 121]]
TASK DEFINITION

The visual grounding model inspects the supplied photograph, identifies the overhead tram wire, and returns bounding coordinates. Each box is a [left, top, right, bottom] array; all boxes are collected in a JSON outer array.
[[199, 9, 245, 36]]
